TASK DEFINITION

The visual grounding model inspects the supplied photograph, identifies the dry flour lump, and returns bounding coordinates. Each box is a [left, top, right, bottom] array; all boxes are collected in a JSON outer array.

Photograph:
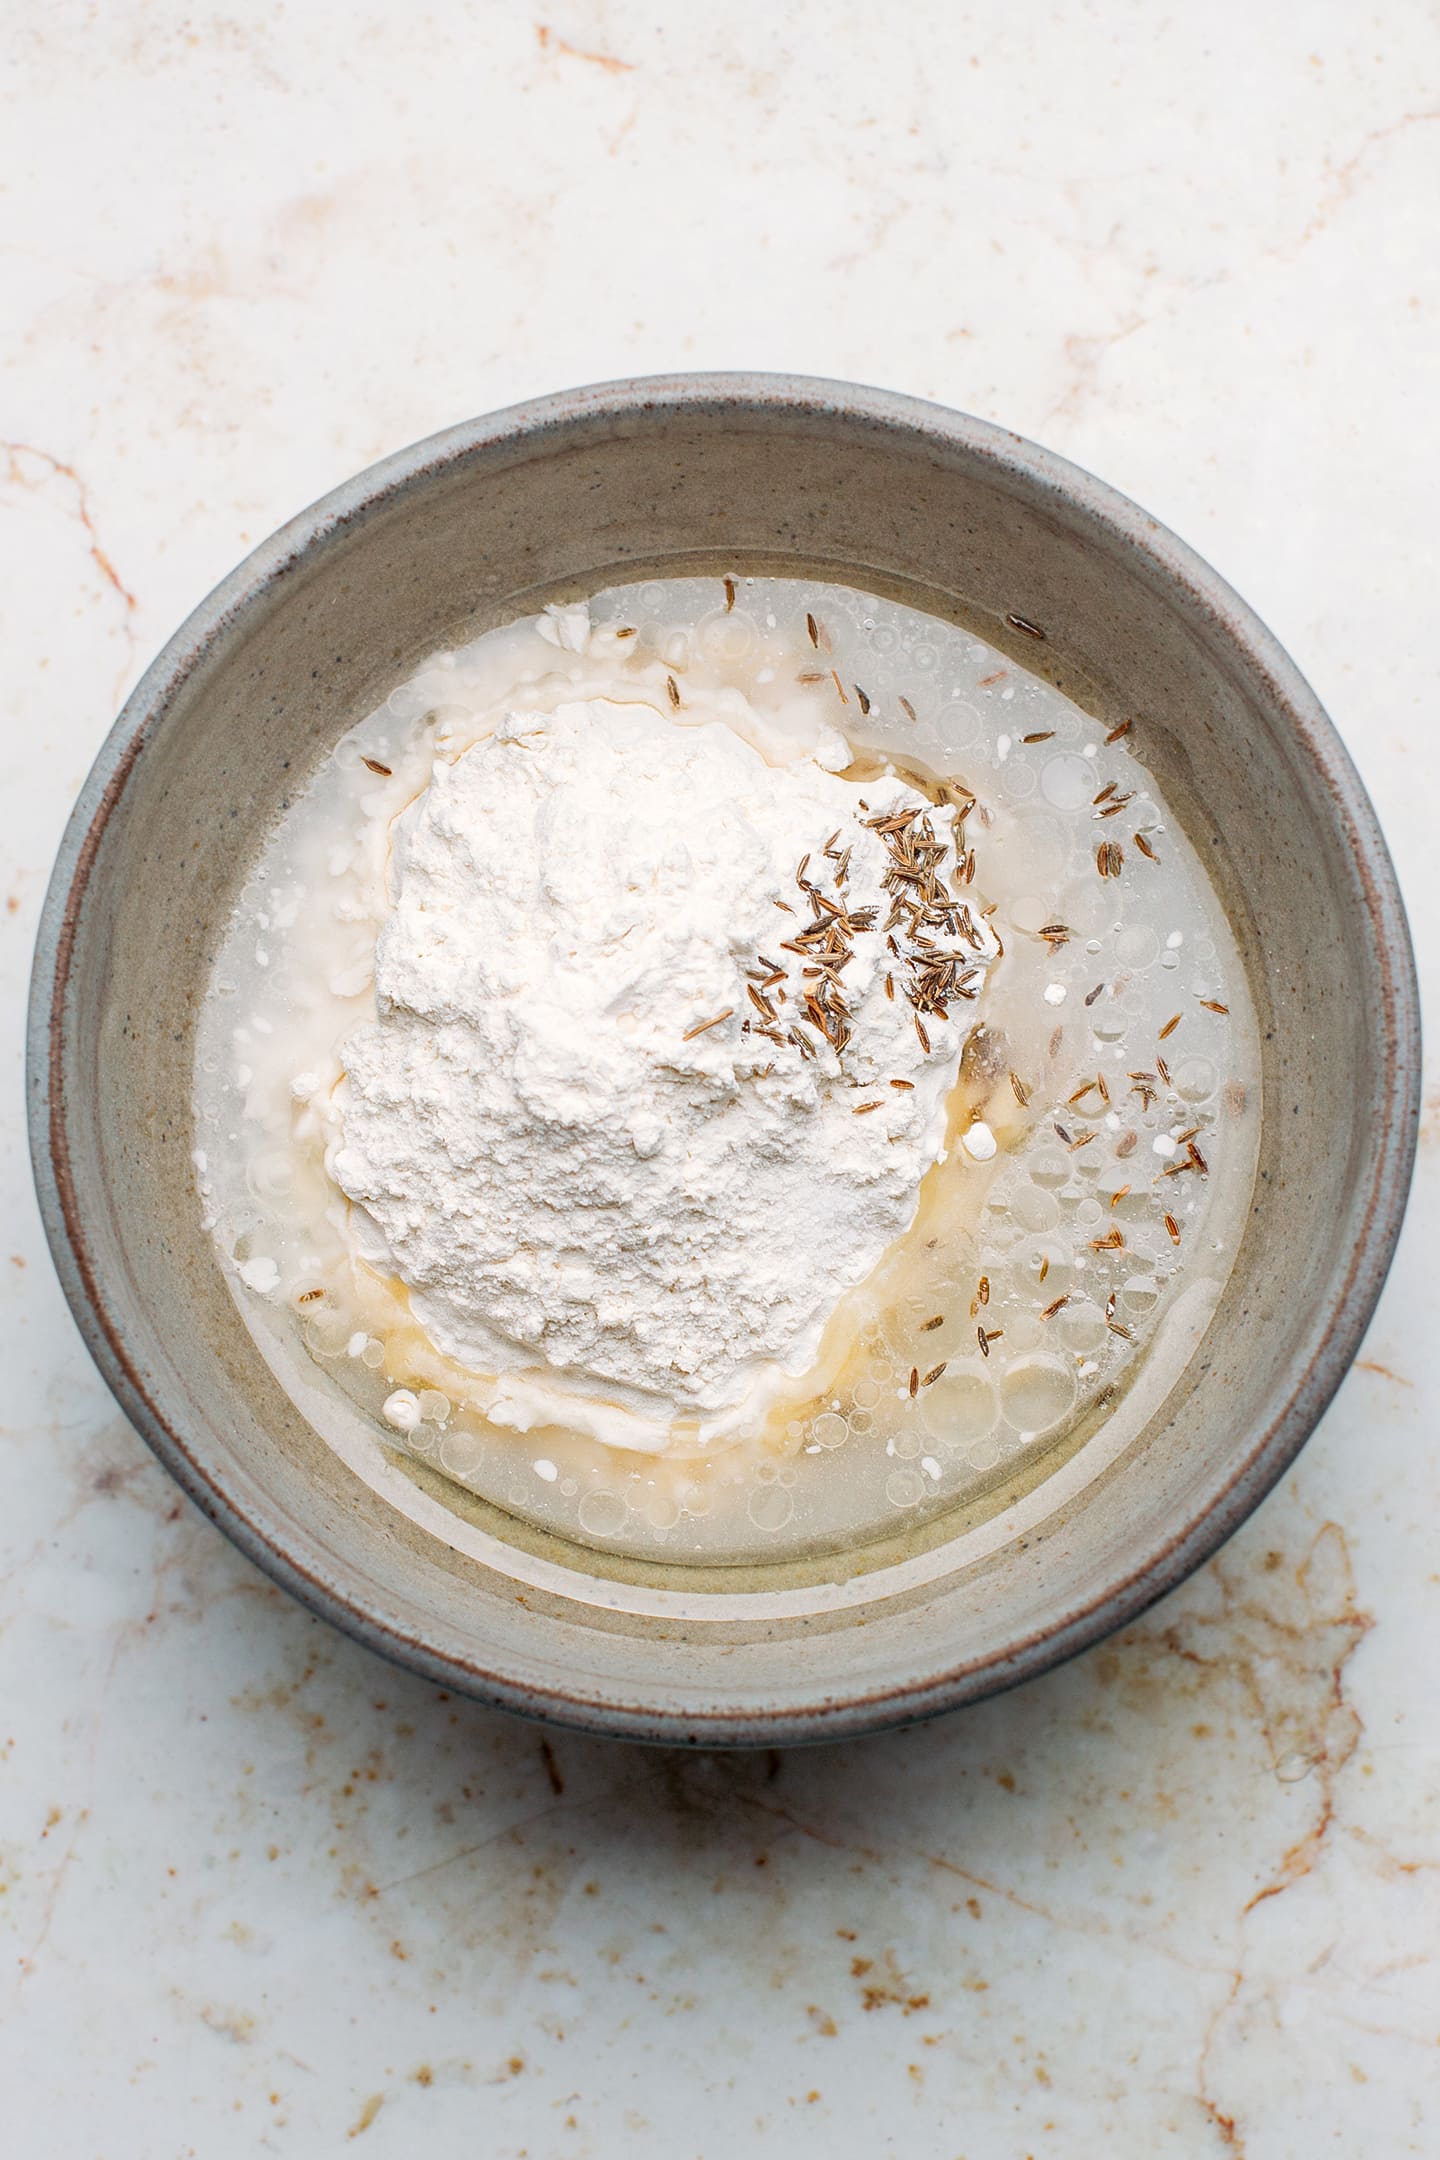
[[330, 694, 996, 1452]]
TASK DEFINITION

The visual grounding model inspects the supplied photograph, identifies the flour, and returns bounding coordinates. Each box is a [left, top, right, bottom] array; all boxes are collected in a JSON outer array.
[[329, 686, 997, 1453]]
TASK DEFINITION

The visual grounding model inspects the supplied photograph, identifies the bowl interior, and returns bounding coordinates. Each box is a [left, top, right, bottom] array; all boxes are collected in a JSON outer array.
[[34, 381, 1417, 1741]]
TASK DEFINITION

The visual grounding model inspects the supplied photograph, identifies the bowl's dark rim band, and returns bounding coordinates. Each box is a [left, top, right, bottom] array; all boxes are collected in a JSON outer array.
[[27, 373, 1422, 1747]]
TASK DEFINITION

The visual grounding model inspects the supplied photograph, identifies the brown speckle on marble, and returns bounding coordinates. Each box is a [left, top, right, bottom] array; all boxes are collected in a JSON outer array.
[[346, 2092, 384, 2137]]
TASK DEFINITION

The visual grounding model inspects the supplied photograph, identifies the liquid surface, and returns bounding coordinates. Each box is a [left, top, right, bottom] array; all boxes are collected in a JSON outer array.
[[195, 575, 1261, 1565]]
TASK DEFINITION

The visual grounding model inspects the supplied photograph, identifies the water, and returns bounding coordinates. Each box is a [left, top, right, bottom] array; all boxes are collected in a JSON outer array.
[[194, 574, 1261, 1566]]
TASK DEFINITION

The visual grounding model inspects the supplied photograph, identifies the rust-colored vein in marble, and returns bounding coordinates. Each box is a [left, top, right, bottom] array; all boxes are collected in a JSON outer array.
[[1291, 107, 1440, 256], [535, 22, 634, 72], [2, 440, 138, 617], [1355, 1358, 1412, 1386]]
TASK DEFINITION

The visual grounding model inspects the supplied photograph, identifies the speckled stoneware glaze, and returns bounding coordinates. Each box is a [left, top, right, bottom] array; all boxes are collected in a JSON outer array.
[[28, 376, 1420, 1745]]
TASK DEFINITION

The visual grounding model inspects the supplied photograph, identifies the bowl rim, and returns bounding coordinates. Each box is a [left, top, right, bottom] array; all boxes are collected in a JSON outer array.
[[27, 371, 1422, 1746]]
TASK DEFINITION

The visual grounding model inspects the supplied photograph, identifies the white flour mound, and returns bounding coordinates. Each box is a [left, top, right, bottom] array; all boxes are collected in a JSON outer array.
[[330, 692, 996, 1452]]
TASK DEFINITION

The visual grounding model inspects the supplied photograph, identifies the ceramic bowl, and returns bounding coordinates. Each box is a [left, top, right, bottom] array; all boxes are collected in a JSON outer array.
[[28, 376, 1419, 1744]]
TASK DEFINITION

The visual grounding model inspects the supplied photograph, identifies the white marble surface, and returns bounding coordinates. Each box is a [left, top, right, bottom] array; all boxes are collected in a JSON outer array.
[[4, 5, 1439, 2153]]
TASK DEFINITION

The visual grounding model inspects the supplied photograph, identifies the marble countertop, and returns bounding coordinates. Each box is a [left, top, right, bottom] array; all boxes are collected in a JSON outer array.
[[5, 5, 1437, 2153]]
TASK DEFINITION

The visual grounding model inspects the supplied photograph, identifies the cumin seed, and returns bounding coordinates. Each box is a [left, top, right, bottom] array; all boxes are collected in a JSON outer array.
[[1105, 719, 1132, 743], [1164, 1212, 1182, 1244], [682, 1007, 734, 1041], [666, 674, 682, 710], [921, 1363, 948, 1388], [1159, 1012, 1181, 1041], [362, 757, 392, 776], [909, 1366, 920, 1397], [723, 575, 736, 612], [1040, 1294, 1070, 1319]]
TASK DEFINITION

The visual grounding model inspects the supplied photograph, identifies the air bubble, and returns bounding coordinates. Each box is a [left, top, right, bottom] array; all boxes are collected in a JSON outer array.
[[885, 1469, 925, 1507], [1172, 1056, 1217, 1103], [920, 1371, 998, 1446], [1059, 1301, 1109, 1352], [578, 1489, 628, 1538], [748, 1484, 794, 1531], [1000, 1357, 1076, 1434], [811, 1412, 849, 1450], [303, 1314, 352, 1359], [1041, 753, 1093, 810], [1115, 924, 1159, 969], [1009, 1183, 1060, 1232], [437, 1429, 482, 1479], [697, 610, 757, 666]]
